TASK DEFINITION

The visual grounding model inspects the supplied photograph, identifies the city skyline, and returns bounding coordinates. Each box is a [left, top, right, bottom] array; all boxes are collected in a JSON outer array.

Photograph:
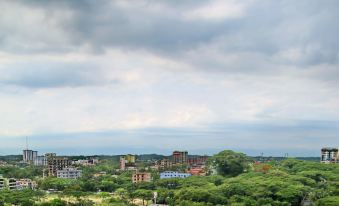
[[0, 0, 339, 156]]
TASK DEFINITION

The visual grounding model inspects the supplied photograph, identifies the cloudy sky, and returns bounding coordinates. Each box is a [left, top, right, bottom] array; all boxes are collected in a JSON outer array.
[[0, 0, 338, 156]]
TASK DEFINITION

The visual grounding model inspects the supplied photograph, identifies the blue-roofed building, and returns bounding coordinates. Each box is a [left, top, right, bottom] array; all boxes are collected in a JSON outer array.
[[160, 171, 191, 179]]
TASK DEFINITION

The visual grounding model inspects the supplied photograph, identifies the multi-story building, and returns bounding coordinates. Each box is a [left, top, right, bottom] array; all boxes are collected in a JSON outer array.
[[8, 178, 17, 190], [172, 151, 188, 164], [160, 171, 191, 179], [34, 155, 47, 166], [16, 179, 37, 190], [57, 167, 82, 179], [188, 156, 209, 166], [132, 172, 151, 183], [23, 149, 38, 164], [73, 158, 99, 166], [321, 147, 338, 164], [46, 153, 72, 176], [0, 177, 17, 190], [0, 175, 5, 190], [120, 154, 136, 171], [156, 158, 173, 170]]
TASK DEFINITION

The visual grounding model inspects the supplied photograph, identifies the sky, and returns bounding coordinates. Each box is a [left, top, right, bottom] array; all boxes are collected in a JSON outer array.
[[0, 0, 338, 156]]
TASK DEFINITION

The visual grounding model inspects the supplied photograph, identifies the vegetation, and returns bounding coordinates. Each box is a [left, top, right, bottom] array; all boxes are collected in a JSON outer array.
[[0, 150, 338, 205]]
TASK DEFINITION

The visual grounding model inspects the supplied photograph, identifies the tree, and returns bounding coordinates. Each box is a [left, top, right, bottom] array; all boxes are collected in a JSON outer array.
[[208, 150, 251, 177], [134, 189, 153, 206]]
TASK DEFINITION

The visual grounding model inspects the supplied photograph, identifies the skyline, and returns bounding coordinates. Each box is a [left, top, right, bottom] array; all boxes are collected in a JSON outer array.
[[0, 0, 339, 156]]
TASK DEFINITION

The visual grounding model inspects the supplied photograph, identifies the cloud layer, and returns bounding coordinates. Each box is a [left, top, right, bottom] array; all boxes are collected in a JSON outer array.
[[0, 0, 338, 156]]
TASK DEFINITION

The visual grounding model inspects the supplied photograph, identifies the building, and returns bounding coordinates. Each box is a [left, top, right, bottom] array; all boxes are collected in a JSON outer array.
[[46, 153, 72, 176], [132, 172, 151, 183], [16, 179, 37, 190], [160, 171, 191, 179], [187, 167, 206, 176], [188, 156, 209, 166], [321, 147, 338, 164], [172, 151, 188, 164], [34, 155, 47, 166], [120, 154, 136, 171], [156, 158, 173, 170], [73, 158, 99, 166], [8, 178, 17, 190], [0, 175, 5, 190], [23, 149, 38, 164], [57, 167, 82, 179]]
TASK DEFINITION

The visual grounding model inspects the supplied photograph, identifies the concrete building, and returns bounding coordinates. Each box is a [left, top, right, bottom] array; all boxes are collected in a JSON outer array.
[[132, 172, 151, 183], [16, 179, 37, 190], [73, 158, 99, 166], [172, 151, 188, 164], [187, 167, 206, 176], [8, 178, 17, 190], [160, 171, 191, 179], [57, 167, 82, 179], [321, 147, 338, 164], [34, 155, 47, 166], [46, 153, 72, 176], [156, 158, 173, 170], [188, 156, 209, 166], [23, 149, 38, 164], [120, 154, 136, 171], [0, 175, 5, 190]]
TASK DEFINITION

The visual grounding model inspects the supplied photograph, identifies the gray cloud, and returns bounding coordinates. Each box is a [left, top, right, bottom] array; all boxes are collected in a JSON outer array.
[[0, 61, 109, 88], [0, 0, 338, 155]]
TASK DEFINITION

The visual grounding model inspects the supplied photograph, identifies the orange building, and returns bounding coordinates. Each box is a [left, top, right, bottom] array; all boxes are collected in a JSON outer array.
[[187, 167, 206, 176], [132, 172, 151, 183]]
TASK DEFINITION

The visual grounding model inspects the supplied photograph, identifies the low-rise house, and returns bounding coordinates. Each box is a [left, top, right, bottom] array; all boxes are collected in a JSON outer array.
[[187, 167, 206, 176], [94, 171, 107, 177], [57, 167, 82, 179], [132, 172, 151, 183], [160, 171, 191, 179], [73, 158, 99, 166], [16, 179, 37, 190]]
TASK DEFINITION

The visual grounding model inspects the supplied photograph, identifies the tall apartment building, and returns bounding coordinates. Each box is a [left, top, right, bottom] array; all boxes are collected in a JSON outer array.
[[321, 147, 338, 164], [172, 151, 188, 164], [46, 153, 72, 176], [23, 149, 38, 164], [34, 155, 47, 166]]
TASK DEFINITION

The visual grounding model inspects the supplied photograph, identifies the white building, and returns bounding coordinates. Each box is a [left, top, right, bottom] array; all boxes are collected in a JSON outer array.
[[57, 167, 82, 179]]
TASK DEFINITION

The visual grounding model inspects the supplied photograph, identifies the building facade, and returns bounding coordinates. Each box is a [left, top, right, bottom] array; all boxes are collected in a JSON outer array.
[[57, 167, 82, 179], [132, 172, 151, 183], [172, 151, 188, 164], [160, 171, 191, 179], [188, 156, 209, 166], [156, 158, 173, 170], [120, 154, 136, 171], [23, 150, 38, 164], [16, 179, 37, 190], [46, 153, 72, 176], [321, 147, 338, 163]]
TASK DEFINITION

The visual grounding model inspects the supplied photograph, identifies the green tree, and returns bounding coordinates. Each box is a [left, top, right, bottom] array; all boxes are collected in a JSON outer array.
[[208, 150, 251, 177]]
